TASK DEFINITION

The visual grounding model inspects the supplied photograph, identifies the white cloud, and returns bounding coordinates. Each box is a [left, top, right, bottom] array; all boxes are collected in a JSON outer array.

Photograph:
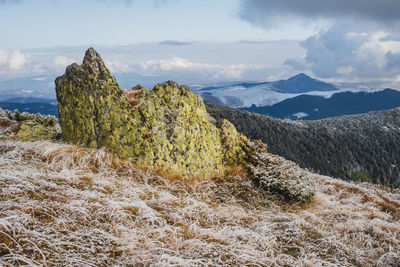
[[336, 66, 353, 76], [139, 57, 260, 80], [8, 50, 30, 70], [239, 0, 400, 28], [140, 57, 205, 72], [0, 50, 77, 78], [51, 56, 75, 72], [104, 60, 131, 74], [0, 49, 35, 75], [32, 77, 47, 81], [239, 0, 400, 87], [0, 50, 8, 65], [285, 24, 400, 82]]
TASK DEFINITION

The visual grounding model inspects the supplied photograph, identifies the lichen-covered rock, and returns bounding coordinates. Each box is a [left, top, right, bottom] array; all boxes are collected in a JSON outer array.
[[0, 108, 59, 142], [217, 119, 248, 166], [245, 140, 315, 203], [55, 48, 315, 202], [55, 48, 248, 176], [14, 121, 58, 142]]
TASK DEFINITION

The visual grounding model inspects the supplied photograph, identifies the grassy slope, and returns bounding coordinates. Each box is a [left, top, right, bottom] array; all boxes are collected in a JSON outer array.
[[1, 141, 399, 266]]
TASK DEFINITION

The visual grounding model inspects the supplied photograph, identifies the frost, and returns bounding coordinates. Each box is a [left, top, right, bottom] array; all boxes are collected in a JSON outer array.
[[0, 141, 399, 266], [245, 140, 315, 203]]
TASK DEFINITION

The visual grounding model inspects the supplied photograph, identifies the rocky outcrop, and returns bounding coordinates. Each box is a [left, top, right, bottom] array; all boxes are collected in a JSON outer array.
[[55, 48, 315, 202], [55, 48, 248, 176]]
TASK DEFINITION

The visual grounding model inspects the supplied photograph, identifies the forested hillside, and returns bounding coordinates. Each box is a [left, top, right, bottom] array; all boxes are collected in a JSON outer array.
[[207, 104, 400, 188]]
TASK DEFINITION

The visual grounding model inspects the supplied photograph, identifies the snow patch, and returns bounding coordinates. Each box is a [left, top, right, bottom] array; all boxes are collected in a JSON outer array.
[[292, 112, 309, 119]]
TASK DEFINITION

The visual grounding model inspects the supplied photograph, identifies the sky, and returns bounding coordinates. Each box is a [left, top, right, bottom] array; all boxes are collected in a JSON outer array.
[[1, 0, 400, 97]]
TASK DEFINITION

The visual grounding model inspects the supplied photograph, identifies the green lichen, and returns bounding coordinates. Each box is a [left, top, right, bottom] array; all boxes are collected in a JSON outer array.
[[0, 108, 59, 142], [15, 121, 59, 142], [55, 48, 247, 176], [217, 119, 248, 166]]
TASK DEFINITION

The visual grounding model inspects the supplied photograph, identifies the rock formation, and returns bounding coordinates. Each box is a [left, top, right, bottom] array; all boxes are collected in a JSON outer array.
[[55, 48, 314, 202], [55, 48, 248, 176]]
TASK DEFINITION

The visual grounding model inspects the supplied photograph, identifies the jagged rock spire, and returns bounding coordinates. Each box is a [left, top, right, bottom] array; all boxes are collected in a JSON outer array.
[[82, 47, 110, 78]]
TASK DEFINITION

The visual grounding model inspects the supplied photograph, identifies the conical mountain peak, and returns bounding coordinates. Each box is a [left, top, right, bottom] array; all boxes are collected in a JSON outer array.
[[289, 73, 312, 80]]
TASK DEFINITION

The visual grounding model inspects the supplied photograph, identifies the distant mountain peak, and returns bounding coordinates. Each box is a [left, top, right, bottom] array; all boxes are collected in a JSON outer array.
[[272, 73, 338, 93], [288, 73, 311, 80]]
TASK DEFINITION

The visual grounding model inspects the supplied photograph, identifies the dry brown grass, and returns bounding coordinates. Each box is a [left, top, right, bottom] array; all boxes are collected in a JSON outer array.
[[0, 141, 399, 266], [125, 89, 142, 106]]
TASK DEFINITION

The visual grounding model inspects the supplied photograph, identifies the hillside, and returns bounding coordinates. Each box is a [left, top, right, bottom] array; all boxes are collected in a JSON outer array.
[[242, 88, 400, 120], [1, 141, 399, 266], [207, 104, 400, 188], [0, 102, 58, 117]]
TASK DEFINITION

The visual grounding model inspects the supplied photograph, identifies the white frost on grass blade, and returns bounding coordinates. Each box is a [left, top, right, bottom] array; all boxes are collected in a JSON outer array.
[[0, 141, 399, 266]]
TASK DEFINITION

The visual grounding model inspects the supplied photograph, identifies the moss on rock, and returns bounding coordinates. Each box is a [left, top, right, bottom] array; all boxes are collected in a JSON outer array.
[[217, 119, 248, 166], [0, 108, 59, 142], [55, 48, 248, 176], [15, 121, 59, 142]]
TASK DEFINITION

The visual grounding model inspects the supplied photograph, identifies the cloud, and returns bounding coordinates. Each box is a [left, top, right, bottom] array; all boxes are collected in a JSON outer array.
[[385, 51, 400, 73], [50, 55, 133, 75], [238, 0, 400, 85], [140, 57, 203, 72], [239, 0, 400, 28], [0, 50, 78, 78], [104, 60, 131, 73], [8, 50, 29, 70], [284, 24, 400, 81], [283, 57, 309, 71], [159, 40, 194, 46], [138, 57, 261, 80], [0, 49, 34, 74], [50, 56, 75, 72]]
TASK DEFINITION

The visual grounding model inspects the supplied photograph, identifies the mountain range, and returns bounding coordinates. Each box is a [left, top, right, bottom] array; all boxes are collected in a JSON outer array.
[[1, 73, 400, 122], [0, 97, 58, 117], [242, 88, 400, 120]]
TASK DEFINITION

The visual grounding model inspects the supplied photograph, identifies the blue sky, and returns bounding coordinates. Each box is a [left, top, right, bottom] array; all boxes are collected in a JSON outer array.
[[1, 0, 400, 97], [0, 0, 318, 48]]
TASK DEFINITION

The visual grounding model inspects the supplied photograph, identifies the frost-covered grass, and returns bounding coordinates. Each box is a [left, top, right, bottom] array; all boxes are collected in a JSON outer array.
[[0, 141, 399, 266]]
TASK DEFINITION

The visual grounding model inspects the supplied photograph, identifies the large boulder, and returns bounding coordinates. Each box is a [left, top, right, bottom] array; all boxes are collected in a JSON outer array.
[[55, 48, 248, 176]]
